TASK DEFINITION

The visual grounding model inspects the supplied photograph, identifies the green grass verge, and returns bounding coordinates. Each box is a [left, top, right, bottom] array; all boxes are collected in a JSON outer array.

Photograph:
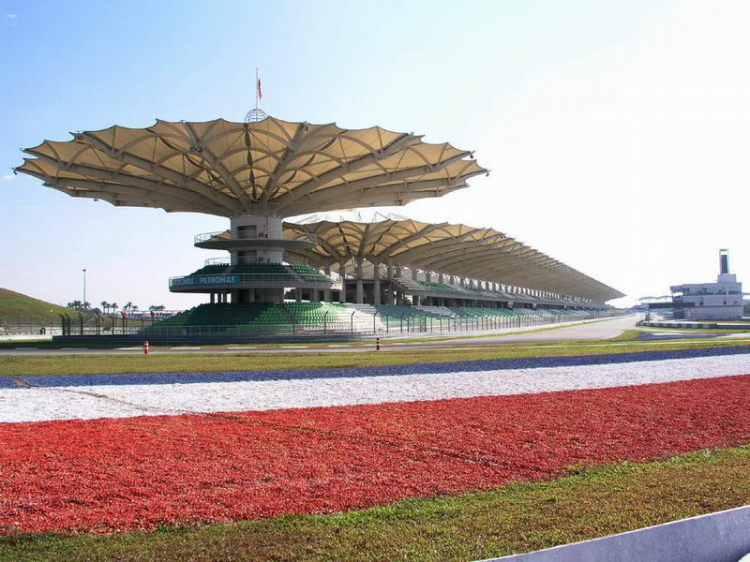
[[0, 288, 73, 320], [2, 338, 750, 377], [3, 446, 749, 562]]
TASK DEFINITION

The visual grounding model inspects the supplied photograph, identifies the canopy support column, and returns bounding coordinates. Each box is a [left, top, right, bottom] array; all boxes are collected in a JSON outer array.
[[324, 265, 332, 303], [386, 260, 395, 306], [339, 259, 347, 304], [356, 257, 364, 304], [373, 262, 381, 306]]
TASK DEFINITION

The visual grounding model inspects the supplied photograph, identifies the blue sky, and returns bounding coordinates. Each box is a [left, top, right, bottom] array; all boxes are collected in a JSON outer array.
[[2, 0, 749, 309]]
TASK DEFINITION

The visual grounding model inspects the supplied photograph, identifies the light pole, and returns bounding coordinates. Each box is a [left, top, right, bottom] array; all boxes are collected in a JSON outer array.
[[83, 268, 87, 310]]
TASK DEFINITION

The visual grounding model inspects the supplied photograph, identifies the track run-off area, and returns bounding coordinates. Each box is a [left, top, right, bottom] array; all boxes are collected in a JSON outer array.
[[2, 341, 750, 536], [2, 315, 750, 562]]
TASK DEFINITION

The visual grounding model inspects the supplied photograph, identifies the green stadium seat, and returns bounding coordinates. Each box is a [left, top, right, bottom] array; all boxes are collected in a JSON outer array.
[[152, 303, 294, 333]]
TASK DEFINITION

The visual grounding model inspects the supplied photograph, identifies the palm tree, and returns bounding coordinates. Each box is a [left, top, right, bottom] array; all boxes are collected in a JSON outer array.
[[111, 302, 118, 315], [100, 301, 109, 314], [124, 302, 133, 312], [132, 305, 139, 312]]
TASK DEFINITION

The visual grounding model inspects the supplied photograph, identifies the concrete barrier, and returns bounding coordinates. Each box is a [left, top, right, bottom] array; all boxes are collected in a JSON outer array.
[[641, 321, 750, 331], [482, 505, 750, 562]]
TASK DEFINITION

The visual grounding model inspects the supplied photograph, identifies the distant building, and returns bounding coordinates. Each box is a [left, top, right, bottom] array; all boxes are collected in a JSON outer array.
[[670, 250, 744, 320]]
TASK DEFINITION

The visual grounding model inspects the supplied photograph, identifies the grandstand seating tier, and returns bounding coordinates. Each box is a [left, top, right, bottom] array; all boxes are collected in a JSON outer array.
[[154, 303, 293, 332], [396, 278, 521, 301], [185, 262, 332, 284], [154, 303, 601, 333], [285, 302, 348, 325], [374, 305, 445, 319], [287, 263, 333, 282], [188, 264, 229, 276]]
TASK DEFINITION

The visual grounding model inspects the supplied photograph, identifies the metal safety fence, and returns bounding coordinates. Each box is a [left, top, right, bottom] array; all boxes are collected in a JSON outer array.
[[1, 311, 618, 339]]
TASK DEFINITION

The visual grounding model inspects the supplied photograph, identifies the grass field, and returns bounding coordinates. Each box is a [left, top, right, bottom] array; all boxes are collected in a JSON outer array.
[[2, 337, 750, 377], [2, 446, 749, 562], [0, 289, 73, 320]]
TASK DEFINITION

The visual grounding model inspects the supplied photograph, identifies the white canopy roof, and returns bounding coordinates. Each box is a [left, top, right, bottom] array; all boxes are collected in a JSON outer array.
[[16, 117, 487, 217], [283, 219, 624, 302]]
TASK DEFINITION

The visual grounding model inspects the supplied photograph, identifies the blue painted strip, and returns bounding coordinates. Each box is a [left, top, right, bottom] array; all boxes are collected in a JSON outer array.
[[2, 346, 749, 390]]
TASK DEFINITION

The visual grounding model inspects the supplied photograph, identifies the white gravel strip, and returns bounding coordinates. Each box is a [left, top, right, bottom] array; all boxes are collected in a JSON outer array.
[[1, 354, 749, 423]]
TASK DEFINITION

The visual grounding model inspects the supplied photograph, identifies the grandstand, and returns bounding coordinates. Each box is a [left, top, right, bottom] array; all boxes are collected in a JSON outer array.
[[156, 303, 293, 333], [281, 218, 621, 309], [16, 115, 622, 339]]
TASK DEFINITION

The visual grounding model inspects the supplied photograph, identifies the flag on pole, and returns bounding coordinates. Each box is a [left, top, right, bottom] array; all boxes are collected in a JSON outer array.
[[257, 77, 263, 101]]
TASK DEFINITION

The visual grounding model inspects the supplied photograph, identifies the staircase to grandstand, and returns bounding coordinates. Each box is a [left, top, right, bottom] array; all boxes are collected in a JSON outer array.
[[286, 302, 351, 332], [415, 306, 454, 317], [345, 304, 386, 332]]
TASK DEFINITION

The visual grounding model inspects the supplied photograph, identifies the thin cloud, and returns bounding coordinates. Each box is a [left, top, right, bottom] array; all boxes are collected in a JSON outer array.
[[6, 14, 16, 20], [2, 174, 14, 181]]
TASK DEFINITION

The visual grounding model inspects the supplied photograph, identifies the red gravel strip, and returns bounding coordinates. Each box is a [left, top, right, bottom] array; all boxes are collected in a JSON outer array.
[[2, 375, 750, 534]]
